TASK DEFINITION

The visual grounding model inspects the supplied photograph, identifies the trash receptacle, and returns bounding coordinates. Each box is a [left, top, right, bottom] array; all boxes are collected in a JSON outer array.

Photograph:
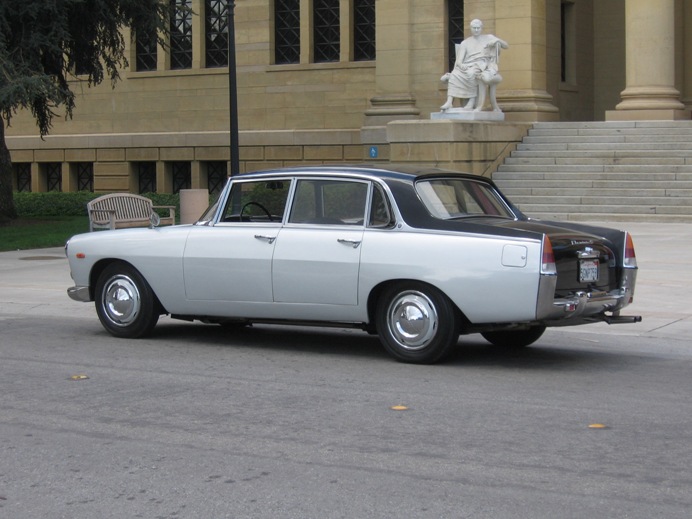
[[180, 189, 209, 224]]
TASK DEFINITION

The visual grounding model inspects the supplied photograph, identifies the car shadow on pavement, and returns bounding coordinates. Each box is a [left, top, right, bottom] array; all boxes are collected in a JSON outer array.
[[447, 337, 633, 372], [145, 319, 630, 371], [152, 320, 390, 361]]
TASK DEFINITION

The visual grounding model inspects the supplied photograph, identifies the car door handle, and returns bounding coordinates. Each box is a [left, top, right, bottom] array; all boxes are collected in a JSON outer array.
[[337, 239, 361, 249], [254, 234, 277, 244]]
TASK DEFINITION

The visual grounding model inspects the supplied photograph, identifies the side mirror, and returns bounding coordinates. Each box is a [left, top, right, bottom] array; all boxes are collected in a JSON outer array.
[[149, 212, 161, 228]]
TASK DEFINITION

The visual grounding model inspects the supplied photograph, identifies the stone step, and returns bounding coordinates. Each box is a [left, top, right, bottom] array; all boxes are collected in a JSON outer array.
[[515, 203, 692, 216], [498, 171, 692, 183], [497, 164, 692, 174], [504, 156, 692, 166], [528, 127, 692, 137], [512, 149, 692, 159], [500, 187, 692, 198], [523, 134, 692, 144], [527, 121, 692, 130], [516, 142, 692, 151], [509, 195, 691, 207], [523, 212, 692, 224], [497, 179, 692, 196]]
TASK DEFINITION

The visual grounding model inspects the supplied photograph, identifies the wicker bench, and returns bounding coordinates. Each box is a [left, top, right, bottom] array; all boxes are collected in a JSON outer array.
[[87, 193, 176, 231]]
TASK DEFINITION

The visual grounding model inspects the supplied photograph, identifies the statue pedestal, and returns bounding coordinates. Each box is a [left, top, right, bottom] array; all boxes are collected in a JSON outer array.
[[431, 109, 505, 122]]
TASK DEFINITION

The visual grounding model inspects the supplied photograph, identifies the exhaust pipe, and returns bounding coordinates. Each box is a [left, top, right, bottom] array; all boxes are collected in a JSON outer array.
[[592, 314, 642, 324], [585, 314, 642, 325]]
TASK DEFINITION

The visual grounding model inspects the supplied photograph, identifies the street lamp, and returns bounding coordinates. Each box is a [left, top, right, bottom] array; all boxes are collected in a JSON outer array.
[[227, 0, 239, 176]]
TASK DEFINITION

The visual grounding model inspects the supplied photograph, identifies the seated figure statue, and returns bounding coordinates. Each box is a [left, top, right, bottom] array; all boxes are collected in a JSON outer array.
[[440, 19, 508, 112]]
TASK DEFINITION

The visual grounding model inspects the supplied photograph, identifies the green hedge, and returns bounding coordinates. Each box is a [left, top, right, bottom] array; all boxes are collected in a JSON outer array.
[[14, 192, 183, 218]]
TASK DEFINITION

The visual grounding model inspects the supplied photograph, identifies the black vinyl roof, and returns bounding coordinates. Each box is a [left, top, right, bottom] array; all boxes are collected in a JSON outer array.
[[235, 164, 492, 184]]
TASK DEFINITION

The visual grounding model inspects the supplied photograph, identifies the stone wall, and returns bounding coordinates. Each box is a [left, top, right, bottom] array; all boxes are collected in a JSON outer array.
[[8, 121, 529, 193]]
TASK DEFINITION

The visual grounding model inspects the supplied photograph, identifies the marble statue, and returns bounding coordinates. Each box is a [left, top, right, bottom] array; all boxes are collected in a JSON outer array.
[[440, 19, 508, 112]]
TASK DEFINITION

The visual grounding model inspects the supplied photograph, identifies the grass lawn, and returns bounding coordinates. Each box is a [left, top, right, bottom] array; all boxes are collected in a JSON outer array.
[[0, 216, 90, 252]]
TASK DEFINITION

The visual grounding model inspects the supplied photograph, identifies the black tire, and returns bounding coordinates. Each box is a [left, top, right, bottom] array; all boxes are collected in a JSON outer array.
[[376, 282, 459, 364], [481, 325, 546, 348], [95, 262, 160, 338]]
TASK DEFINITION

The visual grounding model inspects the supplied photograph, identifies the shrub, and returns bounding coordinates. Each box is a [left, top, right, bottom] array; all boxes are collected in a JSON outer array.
[[14, 192, 98, 217], [14, 192, 185, 218]]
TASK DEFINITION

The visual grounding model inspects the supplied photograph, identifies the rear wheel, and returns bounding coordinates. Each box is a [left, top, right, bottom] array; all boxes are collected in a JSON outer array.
[[376, 282, 459, 364], [481, 325, 546, 348], [95, 262, 159, 338]]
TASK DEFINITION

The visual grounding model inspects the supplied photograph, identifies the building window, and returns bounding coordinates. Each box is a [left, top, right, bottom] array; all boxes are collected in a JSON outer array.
[[205, 0, 229, 67], [44, 163, 62, 192], [14, 163, 31, 192], [561, 0, 576, 84], [171, 162, 191, 193], [206, 161, 227, 196], [353, 0, 375, 61], [74, 163, 94, 192], [135, 26, 158, 72], [170, 0, 193, 69], [314, 0, 340, 63], [275, 0, 300, 64], [447, 0, 464, 73], [137, 162, 157, 194]]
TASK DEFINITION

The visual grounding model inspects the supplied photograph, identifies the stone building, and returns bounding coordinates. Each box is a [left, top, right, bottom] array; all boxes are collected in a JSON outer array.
[[6, 0, 692, 195]]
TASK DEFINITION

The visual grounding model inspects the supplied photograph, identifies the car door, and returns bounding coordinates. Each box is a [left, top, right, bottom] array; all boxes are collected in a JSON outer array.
[[272, 178, 369, 305], [183, 178, 291, 302]]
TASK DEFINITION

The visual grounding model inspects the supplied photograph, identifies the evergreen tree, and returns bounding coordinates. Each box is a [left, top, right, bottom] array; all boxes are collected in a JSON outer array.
[[0, 0, 169, 220]]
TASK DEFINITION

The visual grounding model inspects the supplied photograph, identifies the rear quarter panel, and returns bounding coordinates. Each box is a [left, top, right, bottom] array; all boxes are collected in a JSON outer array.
[[359, 228, 543, 323]]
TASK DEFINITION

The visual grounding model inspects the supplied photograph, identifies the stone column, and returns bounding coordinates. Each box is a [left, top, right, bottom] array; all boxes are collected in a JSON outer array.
[[362, 0, 420, 135], [682, 1, 692, 111], [493, 0, 559, 122], [607, 0, 688, 120]]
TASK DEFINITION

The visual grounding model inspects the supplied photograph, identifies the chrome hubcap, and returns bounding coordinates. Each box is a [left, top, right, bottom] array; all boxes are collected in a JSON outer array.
[[387, 290, 438, 350], [102, 275, 141, 326]]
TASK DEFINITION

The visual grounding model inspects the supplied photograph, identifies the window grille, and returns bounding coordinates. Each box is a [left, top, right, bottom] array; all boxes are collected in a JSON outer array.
[[275, 0, 300, 64], [206, 0, 229, 67], [353, 0, 375, 61], [45, 163, 62, 192], [137, 162, 157, 194], [76, 163, 94, 192], [171, 162, 192, 194], [170, 0, 193, 69], [136, 26, 158, 72], [206, 161, 227, 195], [447, 0, 464, 72], [14, 164, 31, 192], [313, 0, 340, 63]]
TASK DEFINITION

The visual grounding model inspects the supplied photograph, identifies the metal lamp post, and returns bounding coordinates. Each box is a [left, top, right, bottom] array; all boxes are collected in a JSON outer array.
[[227, 0, 239, 176]]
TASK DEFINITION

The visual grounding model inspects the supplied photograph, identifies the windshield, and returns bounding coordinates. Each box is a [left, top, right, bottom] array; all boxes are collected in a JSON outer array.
[[416, 178, 514, 220]]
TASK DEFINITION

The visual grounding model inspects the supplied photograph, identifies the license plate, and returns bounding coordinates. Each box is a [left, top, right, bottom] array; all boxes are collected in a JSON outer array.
[[579, 259, 599, 283]]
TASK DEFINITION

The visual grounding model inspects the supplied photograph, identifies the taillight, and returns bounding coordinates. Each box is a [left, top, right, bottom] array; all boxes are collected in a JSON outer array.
[[624, 232, 637, 268], [541, 235, 556, 275]]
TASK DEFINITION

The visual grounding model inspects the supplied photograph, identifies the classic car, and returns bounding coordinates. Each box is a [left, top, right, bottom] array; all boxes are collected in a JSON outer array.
[[66, 165, 641, 363]]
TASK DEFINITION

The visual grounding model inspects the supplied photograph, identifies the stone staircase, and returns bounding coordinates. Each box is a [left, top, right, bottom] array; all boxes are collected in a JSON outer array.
[[493, 121, 692, 222]]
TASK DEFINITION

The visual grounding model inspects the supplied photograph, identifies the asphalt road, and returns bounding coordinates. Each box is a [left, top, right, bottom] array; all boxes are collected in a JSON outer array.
[[1, 222, 691, 518]]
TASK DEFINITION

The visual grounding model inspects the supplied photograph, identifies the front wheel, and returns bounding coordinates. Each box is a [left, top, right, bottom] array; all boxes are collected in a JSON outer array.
[[376, 283, 459, 364], [481, 325, 546, 348], [95, 262, 160, 338]]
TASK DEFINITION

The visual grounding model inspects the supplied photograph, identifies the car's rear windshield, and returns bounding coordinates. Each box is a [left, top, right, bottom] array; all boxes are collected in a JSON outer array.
[[415, 178, 514, 219]]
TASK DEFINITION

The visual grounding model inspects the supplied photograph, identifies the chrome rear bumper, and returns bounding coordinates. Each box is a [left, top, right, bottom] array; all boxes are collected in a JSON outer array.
[[537, 267, 638, 322]]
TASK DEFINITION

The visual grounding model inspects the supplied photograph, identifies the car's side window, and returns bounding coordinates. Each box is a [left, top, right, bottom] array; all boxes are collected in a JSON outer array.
[[368, 183, 395, 228], [221, 179, 290, 223], [289, 179, 368, 225]]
